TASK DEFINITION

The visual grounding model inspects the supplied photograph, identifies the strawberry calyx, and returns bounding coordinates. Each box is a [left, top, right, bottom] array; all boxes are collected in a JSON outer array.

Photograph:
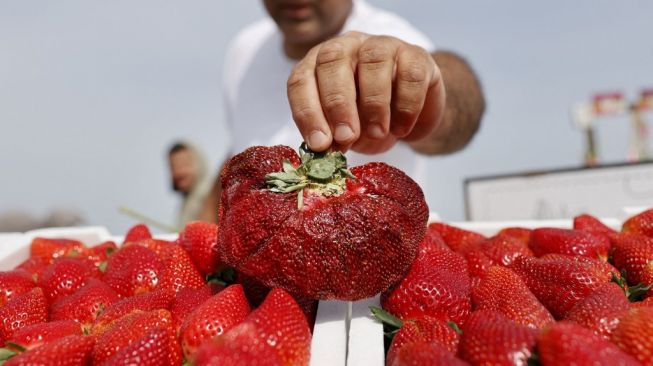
[[611, 270, 653, 302], [0, 347, 17, 362], [370, 305, 403, 337], [266, 143, 355, 208]]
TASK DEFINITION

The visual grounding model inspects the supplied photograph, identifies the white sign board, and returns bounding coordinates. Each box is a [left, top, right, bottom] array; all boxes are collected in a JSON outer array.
[[465, 162, 653, 221]]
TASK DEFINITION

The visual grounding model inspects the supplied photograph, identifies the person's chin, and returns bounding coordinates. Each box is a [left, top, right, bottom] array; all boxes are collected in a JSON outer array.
[[280, 19, 324, 45]]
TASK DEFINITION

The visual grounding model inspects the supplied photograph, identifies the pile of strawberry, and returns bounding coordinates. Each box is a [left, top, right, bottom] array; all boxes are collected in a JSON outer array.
[[373, 209, 653, 366], [0, 222, 312, 366]]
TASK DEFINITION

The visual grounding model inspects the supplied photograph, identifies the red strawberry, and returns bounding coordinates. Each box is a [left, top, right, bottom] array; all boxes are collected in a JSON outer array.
[[122, 238, 173, 257], [390, 342, 468, 366], [611, 233, 653, 289], [159, 244, 205, 294], [5, 320, 82, 353], [29, 238, 85, 264], [472, 266, 554, 329], [3, 335, 94, 366], [92, 309, 181, 366], [38, 258, 100, 302], [0, 288, 48, 345], [574, 213, 617, 235], [421, 228, 452, 252], [170, 286, 213, 330], [194, 335, 281, 366], [497, 227, 531, 245], [622, 208, 653, 237], [15, 257, 48, 281], [180, 284, 251, 361], [529, 227, 611, 260], [537, 321, 640, 366], [611, 307, 653, 365], [385, 315, 460, 366], [459, 310, 538, 366], [50, 278, 119, 326], [194, 287, 310, 366], [82, 241, 117, 269], [92, 290, 174, 335], [510, 254, 616, 318], [464, 250, 493, 288], [632, 296, 653, 308], [103, 245, 164, 297], [178, 221, 220, 276], [478, 235, 533, 267], [218, 145, 428, 300], [123, 223, 152, 243], [563, 282, 630, 338], [381, 247, 471, 325], [103, 328, 173, 366], [426, 222, 485, 253], [0, 270, 35, 307]]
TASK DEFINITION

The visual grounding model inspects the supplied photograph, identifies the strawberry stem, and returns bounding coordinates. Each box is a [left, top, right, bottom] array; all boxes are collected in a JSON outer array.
[[612, 270, 653, 302], [369, 306, 403, 330], [266, 143, 355, 209], [0, 348, 17, 362]]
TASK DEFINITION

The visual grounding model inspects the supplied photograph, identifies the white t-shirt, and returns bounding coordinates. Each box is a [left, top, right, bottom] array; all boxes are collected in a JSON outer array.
[[223, 0, 434, 186]]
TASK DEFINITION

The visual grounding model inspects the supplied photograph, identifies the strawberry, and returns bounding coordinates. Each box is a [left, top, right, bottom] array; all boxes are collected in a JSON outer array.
[[478, 235, 533, 267], [459, 310, 537, 366], [159, 244, 205, 294], [218, 145, 429, 300], [563, 282, 630, 338], [622, 208, 653, 237], [29, 238, 85, 264], [611, 233, 653, 290], [611, 307, 653, 365], [0, 270, 35, 307], [91, 290, 174, 335], [510, 254, 616, 318], [103, 328, 173, 366], [103, 245, 164, 297], [3, 335, 94, 366], [496, 227, 531, 245], [92, 309, 181, 365], [50, 278, 119, 326], [574, 213, 617, 235], [4, 320, 82, 353], [178, 221, 220, 276], [632, 296, 653, 308], [0, 288, 48, 345], [123, 223, 152, 243], [180, 284, 251, 361], [421, 228, 452, 252], [537, 321, 640, 366], [38, 258, 100, 302], [194, 287, 310, 366], [426, 222, 485, 253], [121, 238, 173, 257], [529, 227, 611, 260], [81, 241, 117, 269], [15, 257, 48, 281], [194, 335, 281, 366], [472, 266, 554, 329], [384, 315, 460, 366], [381, 247, 471, 325], [464, 250, 493, 288], [390, 342, 468, 366]]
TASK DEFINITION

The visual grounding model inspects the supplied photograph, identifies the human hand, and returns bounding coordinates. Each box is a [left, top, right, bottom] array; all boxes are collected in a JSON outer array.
[[287, 31, 446, 154]]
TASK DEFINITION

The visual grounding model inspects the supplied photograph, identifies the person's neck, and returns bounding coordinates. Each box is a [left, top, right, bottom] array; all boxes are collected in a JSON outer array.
[[283, 4, 353, 60]]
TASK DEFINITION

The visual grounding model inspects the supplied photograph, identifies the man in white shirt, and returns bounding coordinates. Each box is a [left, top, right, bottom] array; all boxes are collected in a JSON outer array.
[[201, 0, 485, 222]]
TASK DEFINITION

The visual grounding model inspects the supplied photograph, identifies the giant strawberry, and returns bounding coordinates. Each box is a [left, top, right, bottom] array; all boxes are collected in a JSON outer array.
[[563, 282, 630, 338], [622, 208, 653, 237], [611, 307, 653, 365], [218, 145, 428, 300], [0, 270, 35, 307], [529, 227, 611, 261], [611, 232, 653, 290]]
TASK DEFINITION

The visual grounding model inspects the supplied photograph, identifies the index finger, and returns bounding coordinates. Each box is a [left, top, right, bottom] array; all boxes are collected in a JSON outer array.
[[287, 45, 332, 152]]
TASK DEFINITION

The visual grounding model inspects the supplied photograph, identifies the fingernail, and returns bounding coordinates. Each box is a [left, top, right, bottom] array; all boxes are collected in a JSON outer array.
[[367, 124, 385, 139], [308, 130, 329, 149], [334, 124, 355, 142]]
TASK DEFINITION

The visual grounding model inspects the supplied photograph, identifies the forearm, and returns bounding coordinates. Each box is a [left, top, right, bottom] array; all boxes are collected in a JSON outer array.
[[410, 50, 485, 155]]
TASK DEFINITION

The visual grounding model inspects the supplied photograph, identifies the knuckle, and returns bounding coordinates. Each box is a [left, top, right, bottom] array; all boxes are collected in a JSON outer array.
[[360, 95, 388, 111], [358, 42, 392, 65], [398, 61, 428, 84], [287, 66, 311, 90], [292, 105, 318, 124], [322, 92, 350, 111], [316, 41, 347, 66]]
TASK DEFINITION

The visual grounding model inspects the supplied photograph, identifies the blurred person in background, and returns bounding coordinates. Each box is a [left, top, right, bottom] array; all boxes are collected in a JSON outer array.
[[201, 0, 485, 222], [168, 142, 213, 227]]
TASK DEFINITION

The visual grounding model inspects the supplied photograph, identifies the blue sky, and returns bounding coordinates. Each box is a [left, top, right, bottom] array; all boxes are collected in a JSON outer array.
[[1, 1, 652, 233]]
